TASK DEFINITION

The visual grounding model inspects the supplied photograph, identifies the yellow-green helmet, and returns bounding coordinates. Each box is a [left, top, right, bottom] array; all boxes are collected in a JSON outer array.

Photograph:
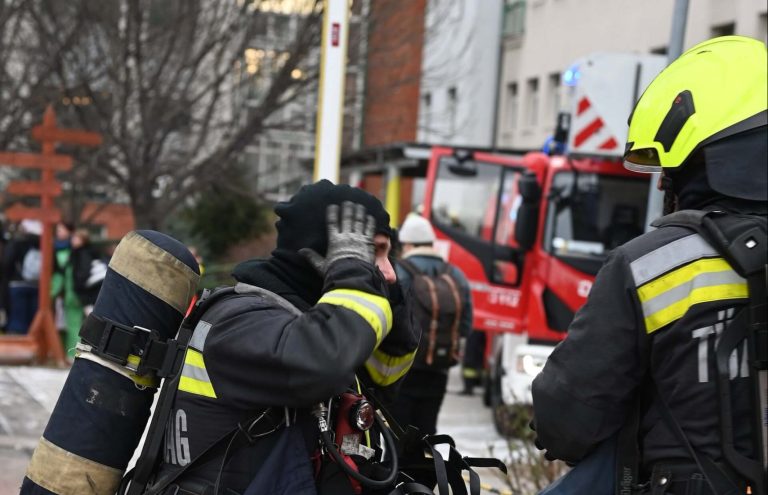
[[624, 36, 767, 200]]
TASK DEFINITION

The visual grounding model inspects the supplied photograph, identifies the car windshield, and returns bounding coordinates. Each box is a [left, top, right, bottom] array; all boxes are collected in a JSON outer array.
[[545, 171, 648, 259]]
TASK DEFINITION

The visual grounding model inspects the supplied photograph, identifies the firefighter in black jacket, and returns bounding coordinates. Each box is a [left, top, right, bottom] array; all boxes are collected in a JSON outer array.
[[531, 36, 767, 494], [151, 180, 419, 495]]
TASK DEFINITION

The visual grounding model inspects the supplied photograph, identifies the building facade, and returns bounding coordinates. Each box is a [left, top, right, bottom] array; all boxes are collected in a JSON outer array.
[[417, 0, 503, 147], [238, 0, 370, 199], [496, 0, 768, 150]]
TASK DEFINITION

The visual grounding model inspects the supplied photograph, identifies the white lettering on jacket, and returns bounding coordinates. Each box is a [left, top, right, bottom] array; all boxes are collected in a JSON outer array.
[[164, 408, 191, 466], [691, 308, 748, 383]]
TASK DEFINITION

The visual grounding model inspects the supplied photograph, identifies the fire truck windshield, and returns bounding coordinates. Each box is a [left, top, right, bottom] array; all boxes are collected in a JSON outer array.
[[544, 171, 647, 265], [431, 158, 523, 244]]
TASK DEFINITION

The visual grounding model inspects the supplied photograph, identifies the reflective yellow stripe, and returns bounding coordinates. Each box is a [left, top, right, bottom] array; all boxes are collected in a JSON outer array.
[[462, 367, 480, 379], [364, 348, 416, 386], [644, 283, 748, 334], [636, 257, 748, 333], [318, 289, 392, 345], [330, 289, 393, 331], [178, 376, 218, 398], [178, 348, 217, 398], [184, 348, 206, 368], [637, 258, 732, 302]]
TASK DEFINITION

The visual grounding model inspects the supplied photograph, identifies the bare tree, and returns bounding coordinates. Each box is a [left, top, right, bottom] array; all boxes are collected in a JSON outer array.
[[1, 0, 322, 229]]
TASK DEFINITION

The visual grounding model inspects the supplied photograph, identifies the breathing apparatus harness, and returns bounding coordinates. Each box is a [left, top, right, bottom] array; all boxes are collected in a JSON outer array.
[[114, 282, 506, 495]]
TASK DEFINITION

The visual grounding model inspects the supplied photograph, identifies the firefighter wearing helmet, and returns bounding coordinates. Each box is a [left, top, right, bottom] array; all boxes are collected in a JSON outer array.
[[532, 35, 767, 495]]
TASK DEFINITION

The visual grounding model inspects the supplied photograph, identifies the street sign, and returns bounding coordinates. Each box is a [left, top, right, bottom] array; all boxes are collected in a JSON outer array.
[[31, 126, 102, 147], [0, 105, 102, 366], [0, 151, 72, 171], [4, 204, 62, 223], [6, 180, 63, 197]]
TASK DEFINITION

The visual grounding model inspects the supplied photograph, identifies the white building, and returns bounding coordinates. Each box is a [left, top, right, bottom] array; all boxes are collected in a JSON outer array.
[[417, 0, 504, 147], [496, 0, 768, 150]]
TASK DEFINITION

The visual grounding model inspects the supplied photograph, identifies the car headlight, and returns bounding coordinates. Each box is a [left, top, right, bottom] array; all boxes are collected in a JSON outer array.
[[516, 354, 544, 377]]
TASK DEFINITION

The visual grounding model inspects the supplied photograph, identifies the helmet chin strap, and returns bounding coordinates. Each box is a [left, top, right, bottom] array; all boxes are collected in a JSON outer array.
[[661, 173, 678, 215]]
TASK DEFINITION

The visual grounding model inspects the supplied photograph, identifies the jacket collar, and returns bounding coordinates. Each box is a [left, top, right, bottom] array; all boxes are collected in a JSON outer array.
[[403, 246, 445, 260]]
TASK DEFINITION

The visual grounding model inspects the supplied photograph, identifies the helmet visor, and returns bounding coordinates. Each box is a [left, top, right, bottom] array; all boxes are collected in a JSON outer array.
[[623, 146, 663, 173]]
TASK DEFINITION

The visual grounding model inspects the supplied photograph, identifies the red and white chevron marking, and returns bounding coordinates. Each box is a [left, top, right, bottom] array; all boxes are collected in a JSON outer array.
[[571, 96, 619, 151]]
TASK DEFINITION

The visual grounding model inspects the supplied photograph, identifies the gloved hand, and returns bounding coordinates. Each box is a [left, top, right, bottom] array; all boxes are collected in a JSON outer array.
[[300, 201, 376, 276]]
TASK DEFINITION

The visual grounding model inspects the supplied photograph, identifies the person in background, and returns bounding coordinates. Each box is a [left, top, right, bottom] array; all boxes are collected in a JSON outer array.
[[51, 221, 74, 342], [50, 221, 83, 356], [391, 213, 473, 435], [3, 219, 42, 334], [71, 229, 104, 317]]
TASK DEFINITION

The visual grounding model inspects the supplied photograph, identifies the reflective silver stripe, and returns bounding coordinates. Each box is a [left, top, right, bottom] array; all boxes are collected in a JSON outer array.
[[324, 292, 389, 338], [182, 362, 212, 383], [641, 270, 746, 317], [189, 321, 211, 351], [630, 234, 718, 286]]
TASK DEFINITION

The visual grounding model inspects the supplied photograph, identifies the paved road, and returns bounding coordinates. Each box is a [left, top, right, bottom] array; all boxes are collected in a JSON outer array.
[[0, 365, 513, 495]]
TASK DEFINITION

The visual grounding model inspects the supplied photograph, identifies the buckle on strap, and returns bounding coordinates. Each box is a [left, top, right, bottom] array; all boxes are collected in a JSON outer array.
[[79, 314, 181, 378]]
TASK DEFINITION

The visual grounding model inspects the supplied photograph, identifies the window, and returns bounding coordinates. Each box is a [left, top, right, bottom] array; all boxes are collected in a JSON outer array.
[[527, 77, 539, 127], [503, 0, 526, 37], [545, 172, 649, 265], [432, 158, 502, 238], [507, 82, 519, 129], [548, 72, 561, 124], [420, 92, 432, 132], [711, 22, 735, 37], [447, 87, 457, 134]]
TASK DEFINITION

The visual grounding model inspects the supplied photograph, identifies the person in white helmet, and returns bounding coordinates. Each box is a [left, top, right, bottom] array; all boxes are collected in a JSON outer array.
[[391, 213, 473, 435]]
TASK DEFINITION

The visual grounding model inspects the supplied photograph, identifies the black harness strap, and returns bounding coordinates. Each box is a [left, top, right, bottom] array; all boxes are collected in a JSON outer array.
[[124, 287, 236, 495]]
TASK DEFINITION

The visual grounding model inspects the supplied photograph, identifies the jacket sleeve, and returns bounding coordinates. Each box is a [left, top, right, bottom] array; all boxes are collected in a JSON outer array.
[[202, 258, 393, 409], [359, 278, 420, 404], [531, 249, 649, 463]]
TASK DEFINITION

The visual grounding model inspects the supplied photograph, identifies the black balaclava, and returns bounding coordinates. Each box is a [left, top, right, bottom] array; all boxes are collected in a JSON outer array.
[[233, 180, 391, 310], [663, 140, 768, 216]]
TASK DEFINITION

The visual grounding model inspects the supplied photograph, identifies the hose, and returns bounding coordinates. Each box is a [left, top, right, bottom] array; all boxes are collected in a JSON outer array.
[[319, 412, 399, 489]]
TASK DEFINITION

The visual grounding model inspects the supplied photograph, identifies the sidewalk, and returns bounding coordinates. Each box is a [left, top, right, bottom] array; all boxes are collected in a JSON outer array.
[[0, 365, 511, 495], [0, 365, 69, 494]]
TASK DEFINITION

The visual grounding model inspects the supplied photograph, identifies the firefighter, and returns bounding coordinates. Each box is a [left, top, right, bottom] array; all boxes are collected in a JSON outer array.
[[531, 35, 766, 494], [146, 180, 419, 495]]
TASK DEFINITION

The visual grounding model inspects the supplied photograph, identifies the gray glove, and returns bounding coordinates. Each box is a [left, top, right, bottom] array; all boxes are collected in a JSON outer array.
[[300, 200, 377, 276]]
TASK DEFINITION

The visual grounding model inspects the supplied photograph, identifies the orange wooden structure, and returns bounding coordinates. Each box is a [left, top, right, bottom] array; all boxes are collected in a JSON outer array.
[[0, 105, 101, 365]]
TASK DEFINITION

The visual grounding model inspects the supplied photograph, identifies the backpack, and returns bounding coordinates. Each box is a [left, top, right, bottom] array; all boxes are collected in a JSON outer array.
[[21, 247, 41, 281], [399, 258, 463, 369]]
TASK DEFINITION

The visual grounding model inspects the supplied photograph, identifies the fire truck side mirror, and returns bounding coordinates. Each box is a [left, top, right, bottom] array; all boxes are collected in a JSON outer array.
[[514, 173, 542, 251]]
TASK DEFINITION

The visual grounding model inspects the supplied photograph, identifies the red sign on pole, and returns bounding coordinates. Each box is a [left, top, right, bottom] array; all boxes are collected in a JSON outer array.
[[0, 105, 101, 366], [331, 22, 340, 47]]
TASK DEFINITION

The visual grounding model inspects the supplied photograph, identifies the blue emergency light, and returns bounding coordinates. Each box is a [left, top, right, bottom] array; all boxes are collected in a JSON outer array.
[[563, 63, 581, 87]]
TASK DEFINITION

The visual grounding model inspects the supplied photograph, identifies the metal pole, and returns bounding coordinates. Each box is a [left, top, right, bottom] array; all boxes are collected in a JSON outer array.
[[490, 0, 506, 150], [644, 0, 689, 230], [313, 0, 351, 184]]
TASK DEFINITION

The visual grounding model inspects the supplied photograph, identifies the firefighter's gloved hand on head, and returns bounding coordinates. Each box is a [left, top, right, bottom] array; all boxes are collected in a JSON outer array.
[[300, 200, 377, 275]]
